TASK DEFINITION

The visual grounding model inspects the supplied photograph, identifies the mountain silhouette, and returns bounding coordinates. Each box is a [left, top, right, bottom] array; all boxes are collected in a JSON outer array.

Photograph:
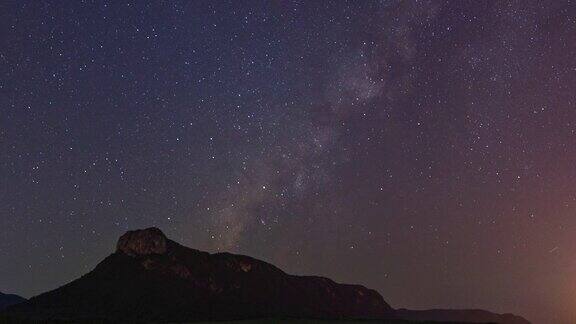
[[3, 228, 530, 324], [393, 309, 530, 324], [0, 293, 25, 311]]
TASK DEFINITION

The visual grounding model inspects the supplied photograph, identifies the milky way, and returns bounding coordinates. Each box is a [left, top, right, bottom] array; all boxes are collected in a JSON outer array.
[[1, 2, 576, 323]]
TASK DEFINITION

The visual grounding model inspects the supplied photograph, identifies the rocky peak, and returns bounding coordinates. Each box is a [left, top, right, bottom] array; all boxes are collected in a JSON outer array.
[[116, 227, 168, 256]]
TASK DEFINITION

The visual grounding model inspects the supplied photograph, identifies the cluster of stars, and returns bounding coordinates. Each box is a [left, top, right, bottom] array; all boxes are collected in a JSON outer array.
[[1, 1, 575, 324]]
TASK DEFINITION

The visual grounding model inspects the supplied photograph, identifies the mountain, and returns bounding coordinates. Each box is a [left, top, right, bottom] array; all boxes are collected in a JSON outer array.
[[4, 228, 390, 322], [393, 309, 530, 324], [0, 293, 25, 311], [3, 227, 530, 324]]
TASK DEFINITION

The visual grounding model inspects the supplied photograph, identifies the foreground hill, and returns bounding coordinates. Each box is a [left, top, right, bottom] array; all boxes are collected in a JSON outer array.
[[3, 228, 529, 324], [0, 293, 25, 311]]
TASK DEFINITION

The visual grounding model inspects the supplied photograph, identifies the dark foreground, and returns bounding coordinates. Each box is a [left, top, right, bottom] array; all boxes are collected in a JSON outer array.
[[0, 316, 496, 324]]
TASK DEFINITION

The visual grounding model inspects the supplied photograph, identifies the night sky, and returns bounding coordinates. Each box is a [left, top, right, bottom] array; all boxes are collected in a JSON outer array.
[[1, 1, 575, 323]]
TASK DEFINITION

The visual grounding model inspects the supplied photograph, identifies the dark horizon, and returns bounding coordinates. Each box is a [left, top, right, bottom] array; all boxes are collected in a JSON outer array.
[[1, 1, 575, 324]]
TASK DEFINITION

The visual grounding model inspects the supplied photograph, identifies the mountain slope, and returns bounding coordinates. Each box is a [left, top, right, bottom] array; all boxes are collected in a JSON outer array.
[[0, 293, 25, 311], [5, 228, 390, 322]]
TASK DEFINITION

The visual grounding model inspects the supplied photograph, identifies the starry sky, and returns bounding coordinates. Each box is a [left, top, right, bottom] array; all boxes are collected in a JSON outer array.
[[1, 1, 575, 323]]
